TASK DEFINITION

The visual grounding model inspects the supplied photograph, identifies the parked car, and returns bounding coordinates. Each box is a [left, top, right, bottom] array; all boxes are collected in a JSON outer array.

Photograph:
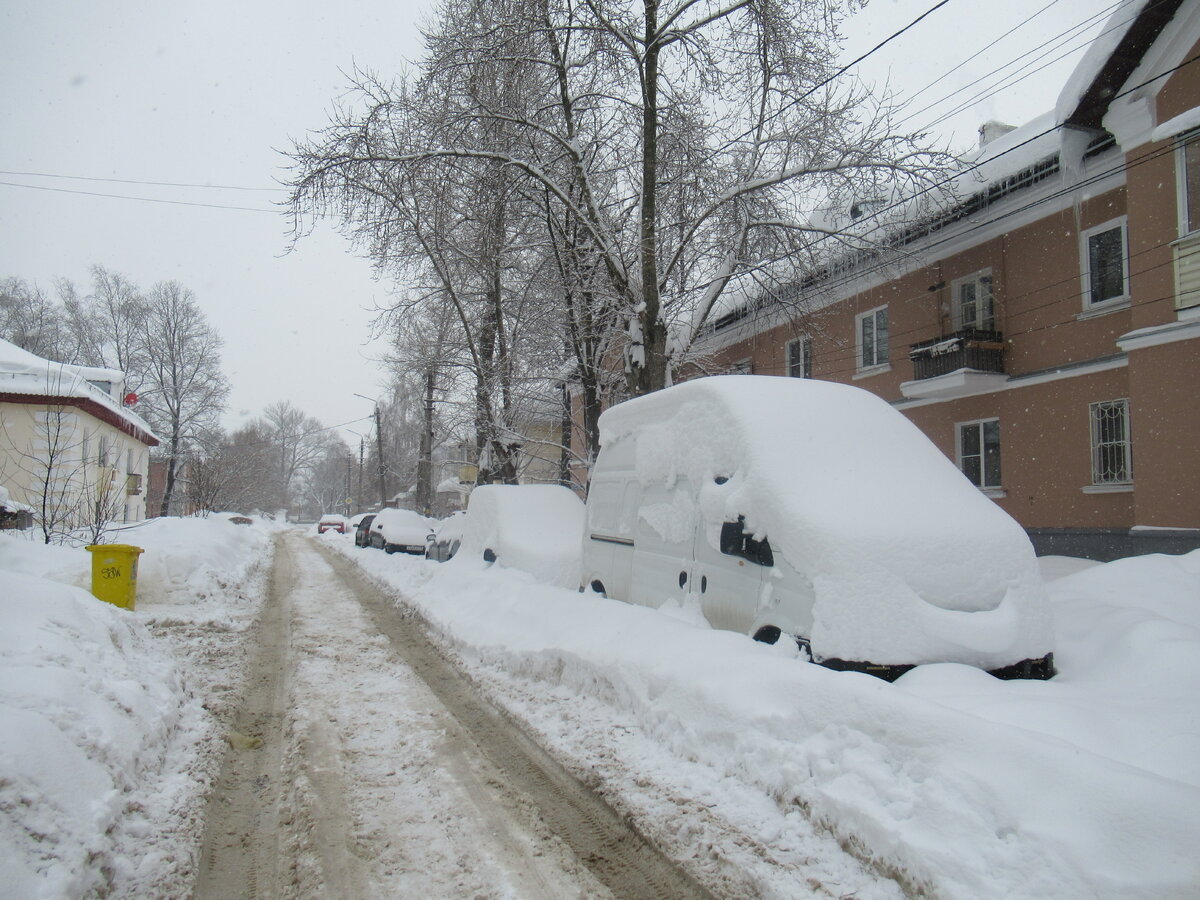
[[317, 513, 349, 534], [426, 512, 466, 562], [369, 507, 433, 554], [454, 485, 585, 587], [580, 375, 1055, 681], [354, 513, 377, 547]]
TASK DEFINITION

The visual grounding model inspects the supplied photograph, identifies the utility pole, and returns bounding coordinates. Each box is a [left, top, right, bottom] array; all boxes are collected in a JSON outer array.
[[355, 393, 387, 508], [374, 405, 386, 507]]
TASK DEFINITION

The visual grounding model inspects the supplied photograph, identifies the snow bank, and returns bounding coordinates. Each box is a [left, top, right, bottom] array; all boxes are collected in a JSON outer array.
[[598, 376, 1052, 667], [453, 484, 585, 588], [0, 571, 183, 898], [0, 515, 276, 897], [335, 543, 1200, 897]]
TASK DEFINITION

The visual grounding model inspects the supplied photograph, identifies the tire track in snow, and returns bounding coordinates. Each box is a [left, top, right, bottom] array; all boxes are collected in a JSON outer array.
[[316, 538, 717, 900]]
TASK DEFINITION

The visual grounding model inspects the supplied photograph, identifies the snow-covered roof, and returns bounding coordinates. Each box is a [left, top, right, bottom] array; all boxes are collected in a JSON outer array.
[[0, 339, 159, 445], [1055, 0, 1146, 127]]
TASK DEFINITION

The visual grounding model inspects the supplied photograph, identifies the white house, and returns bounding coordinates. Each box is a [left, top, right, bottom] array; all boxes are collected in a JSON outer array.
[[0, 339, 159, 537]]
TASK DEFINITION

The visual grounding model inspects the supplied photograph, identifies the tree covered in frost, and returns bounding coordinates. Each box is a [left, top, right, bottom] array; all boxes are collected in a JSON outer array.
[[288, 0, 946, 470]]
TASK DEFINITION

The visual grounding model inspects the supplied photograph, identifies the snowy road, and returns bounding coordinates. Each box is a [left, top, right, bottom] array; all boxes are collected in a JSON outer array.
[[193, 532, 713, 899]]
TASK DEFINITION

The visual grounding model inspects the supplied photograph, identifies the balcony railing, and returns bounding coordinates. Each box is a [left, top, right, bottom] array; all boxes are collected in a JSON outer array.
[[909, 328, 1005, 380]]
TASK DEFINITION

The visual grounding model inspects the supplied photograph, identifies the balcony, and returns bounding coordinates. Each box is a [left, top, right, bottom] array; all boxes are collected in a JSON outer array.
[[901, 328, 1008, 401]]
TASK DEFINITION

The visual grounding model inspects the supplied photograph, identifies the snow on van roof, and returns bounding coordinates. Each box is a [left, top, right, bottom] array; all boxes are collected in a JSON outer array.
[[598, 376, 1052, 667]]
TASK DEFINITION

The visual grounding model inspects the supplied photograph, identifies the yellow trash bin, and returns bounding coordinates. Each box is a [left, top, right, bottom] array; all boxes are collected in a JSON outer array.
[[85, 544, 145, 610]]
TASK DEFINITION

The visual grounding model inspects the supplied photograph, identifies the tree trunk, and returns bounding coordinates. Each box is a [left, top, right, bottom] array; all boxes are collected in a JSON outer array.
[[416, 365, 435, 514], [631, 0, 667, 396]]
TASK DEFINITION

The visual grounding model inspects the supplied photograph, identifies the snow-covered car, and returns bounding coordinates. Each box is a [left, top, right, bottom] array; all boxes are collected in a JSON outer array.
[[581, 375, 1055, 681], [316, 514, 349, 534], [426, 512, 465, 562], [353, 513, 376, 548], [454, 485, 585, 587], [368, 508, 433, 554]]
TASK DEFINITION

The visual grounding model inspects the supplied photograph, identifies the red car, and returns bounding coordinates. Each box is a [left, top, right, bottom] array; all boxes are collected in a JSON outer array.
[[317, 514, 349, 534]]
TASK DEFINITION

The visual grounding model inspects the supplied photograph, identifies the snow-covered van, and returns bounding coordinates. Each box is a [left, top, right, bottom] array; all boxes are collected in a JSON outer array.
[[581, 376, 1055, 679]]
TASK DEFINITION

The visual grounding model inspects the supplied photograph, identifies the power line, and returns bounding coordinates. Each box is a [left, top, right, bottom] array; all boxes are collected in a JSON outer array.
[[0, 169, 284, 192], [0, 179, 280, 213]]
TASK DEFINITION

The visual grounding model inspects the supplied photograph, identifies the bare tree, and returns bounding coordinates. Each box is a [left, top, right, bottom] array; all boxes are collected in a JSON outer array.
[[138, 281, 229, 516], [0, 277, 79, 362], [289, 0, 948, 401], [260, 401, 331, 511]]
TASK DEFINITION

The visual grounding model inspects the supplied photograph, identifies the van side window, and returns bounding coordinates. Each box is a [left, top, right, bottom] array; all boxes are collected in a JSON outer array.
[[719, 516, 774, 567]]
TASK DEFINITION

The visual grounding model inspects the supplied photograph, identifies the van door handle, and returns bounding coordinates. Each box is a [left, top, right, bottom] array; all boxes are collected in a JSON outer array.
[[678, 571, 688, 588], [700, 576, 708, 593]]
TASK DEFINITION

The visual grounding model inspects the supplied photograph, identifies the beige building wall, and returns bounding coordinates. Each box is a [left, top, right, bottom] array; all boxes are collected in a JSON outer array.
[[0, 400, 152, 528]]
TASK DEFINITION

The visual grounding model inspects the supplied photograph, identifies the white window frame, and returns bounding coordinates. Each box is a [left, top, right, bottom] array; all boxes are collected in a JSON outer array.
[[1080, 216, 1130, 312], [1172, 132, 1200, 312], [786, 336, 812, 378], [956, 418, 1003, 494], [1088, 399, 1132, 488], [951, 270, 995, 331], [1176, 130, 1200, 237], [855, 305, 889, 373]]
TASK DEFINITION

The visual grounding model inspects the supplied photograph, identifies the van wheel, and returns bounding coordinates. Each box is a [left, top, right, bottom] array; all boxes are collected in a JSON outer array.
[[753, 625, 782, 645], [589, 580, 607, 598]]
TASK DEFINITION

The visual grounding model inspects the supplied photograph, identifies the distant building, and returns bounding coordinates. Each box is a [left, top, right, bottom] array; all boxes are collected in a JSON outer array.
[[145, 458, 198, 518], [0, 339, 158, 535]]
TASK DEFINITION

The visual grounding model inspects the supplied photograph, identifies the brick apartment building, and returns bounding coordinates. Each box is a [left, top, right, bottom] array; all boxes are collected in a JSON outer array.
[[686, 0, 1199, 559]]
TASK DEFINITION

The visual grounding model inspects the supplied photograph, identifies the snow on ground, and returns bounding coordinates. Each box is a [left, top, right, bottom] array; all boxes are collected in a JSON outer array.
[[0, 515, 277, 898], [331, 542, 1200, 899], [1, 515, 1198, 898]]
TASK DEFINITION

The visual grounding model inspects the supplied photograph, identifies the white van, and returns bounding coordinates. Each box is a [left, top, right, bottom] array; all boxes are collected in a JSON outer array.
[[581, 376, 1055, 680]]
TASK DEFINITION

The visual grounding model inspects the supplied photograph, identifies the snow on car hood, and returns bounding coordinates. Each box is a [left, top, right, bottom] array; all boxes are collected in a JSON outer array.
[[598, 376, 1053, 666]]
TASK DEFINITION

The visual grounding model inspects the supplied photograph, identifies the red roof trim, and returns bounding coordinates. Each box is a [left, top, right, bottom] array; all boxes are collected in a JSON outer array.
[[0, 392, 159, 446]]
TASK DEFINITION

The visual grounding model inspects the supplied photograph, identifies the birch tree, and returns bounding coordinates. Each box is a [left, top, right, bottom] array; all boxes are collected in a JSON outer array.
[[289, 0, 946, 400], [138, 282, 229, 516]]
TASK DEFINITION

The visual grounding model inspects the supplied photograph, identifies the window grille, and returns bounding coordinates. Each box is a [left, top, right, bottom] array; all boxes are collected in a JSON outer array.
[[1090, 400, 1131, 485]]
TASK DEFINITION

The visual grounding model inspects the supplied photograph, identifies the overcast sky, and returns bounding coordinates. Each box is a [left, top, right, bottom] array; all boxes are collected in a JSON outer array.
[[0, 0, 1114, 447]]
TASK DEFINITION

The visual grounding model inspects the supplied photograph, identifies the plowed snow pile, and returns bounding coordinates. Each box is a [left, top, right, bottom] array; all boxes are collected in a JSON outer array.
[[0, 516, 275, 898], [340, 542, 1200, 898]]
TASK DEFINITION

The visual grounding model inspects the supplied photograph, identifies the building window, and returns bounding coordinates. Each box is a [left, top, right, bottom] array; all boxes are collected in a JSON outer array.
[[957, 419, 1002, 490], [786, 337, 812, 378], [1090, 399, 1132, 485], [953, 271, 994, 330], [857, 306, 888, 370], [1180, 131, 1200, 235], [1173, 133, 1200, 310], [1081, 218, 1129, 308]]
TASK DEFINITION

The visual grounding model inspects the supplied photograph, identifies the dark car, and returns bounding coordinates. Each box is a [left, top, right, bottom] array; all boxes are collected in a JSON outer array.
[[368, 508, 432, 554], [354, 513, 377, 547], [426, 512, 465, 562]]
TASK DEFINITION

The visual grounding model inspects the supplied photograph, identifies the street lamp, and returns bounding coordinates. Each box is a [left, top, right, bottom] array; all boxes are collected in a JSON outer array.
[[354, 393, 387, 508]]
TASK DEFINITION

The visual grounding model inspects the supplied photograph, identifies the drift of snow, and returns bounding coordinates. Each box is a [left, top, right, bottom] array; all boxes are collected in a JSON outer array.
[[3, 510, 1198, 897], [452, 483, 586, 588], [342, 544, 1200, 897], [0, 515, 275, 898]]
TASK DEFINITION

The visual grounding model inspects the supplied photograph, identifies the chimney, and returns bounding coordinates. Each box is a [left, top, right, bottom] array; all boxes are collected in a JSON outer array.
[[979, 120, 1016, 150]]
